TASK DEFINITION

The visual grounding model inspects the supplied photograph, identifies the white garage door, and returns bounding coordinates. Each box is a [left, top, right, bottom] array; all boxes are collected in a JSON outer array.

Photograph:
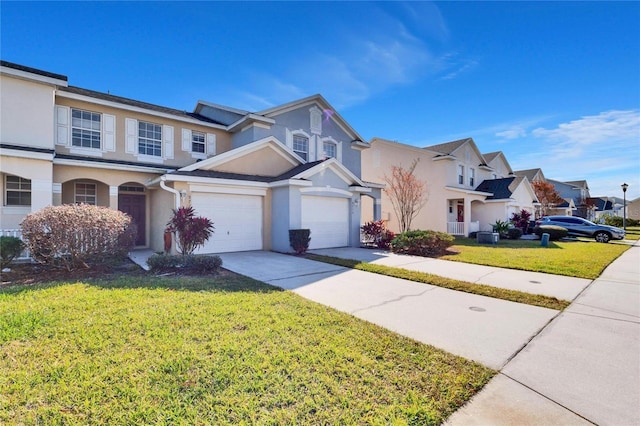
[[191, 193, 262, 253], [301, 196, 349, 249]]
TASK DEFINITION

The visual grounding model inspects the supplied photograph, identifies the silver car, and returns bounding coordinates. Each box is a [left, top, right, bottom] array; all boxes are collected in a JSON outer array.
[[536, 216, 625, 243]]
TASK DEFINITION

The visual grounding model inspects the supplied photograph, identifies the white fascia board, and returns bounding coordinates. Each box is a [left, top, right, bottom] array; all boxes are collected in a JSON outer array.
[[446, 186, 493, 197], [350, 186, 372, 193], [180, 136, 299, 172], [0, 147, 54, 161], [269, 179, 313, 188], [293, 158, 365, 187], [1, 66, 68, 87], [299, 186, 353, 197], [433, 155, 456, 161], [56, 91, 226, 130], [53, 158, 171, 174], [363, 181, 386, 189], [188, 184, 267, 197], [227, 114, 275, 132], [350, 140, 370, 150], [194, 99, 249, 116], [165, 174, 270, 188]]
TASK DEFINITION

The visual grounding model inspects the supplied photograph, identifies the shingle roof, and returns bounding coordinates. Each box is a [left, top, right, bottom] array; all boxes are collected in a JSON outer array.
[[423, 138, 472, 155], [474, 177, 517, 200], [58, 86, 225, 125], [482, 151, 501, 163], [54, 153, 177, 170], [514, 168, 542, 181], [1, 60, 68, 82], [171, 160, 325, 183]]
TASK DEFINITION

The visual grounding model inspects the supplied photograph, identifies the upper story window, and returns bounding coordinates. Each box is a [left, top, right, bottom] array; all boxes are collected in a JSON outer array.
[[192, 131, 205, 153], [75, 182, 96, 205], [458, 165, 465, 185], [5, 175, 31, 206], [138, 121, 162, 157], [72, 109, 101, 149], [293, 135, 308, 161], [323, 141, 337, 159], [469, 168, 475, 187]]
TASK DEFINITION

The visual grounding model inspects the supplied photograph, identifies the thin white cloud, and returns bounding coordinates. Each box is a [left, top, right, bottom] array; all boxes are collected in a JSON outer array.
[[232, 3, 454, 110], [496, 126, 527, 140], [439, 59, 478, 81]]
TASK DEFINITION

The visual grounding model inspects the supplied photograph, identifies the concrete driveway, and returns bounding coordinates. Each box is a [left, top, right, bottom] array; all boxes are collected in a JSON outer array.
[[220, 243, 640, 425], [218, 251, 558, 370]]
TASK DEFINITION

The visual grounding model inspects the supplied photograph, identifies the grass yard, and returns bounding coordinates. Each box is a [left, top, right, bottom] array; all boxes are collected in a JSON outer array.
[[442, 238, 630, 279], [0, 275, 494, 425]]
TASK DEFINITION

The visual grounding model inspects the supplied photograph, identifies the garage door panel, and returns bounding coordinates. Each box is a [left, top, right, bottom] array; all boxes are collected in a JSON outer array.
[[302, 196, 349, 249], [191, 193, 262, 253]]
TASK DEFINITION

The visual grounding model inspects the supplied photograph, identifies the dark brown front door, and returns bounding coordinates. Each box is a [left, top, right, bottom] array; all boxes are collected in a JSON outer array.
[[457, 204, 464, 223], [118, 194, 146, 246]]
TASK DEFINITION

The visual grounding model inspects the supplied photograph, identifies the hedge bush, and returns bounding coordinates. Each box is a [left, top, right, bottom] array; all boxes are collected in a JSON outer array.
[[20, 204, 136, 271], [507, 227, 523, 240], [147, 253, 222, 274], [602, 215, 640, 227], [390, 230, 455, 257], [289, 229, 311, 254], [533, 225, 568, 241], [0, 236, 25, 268]]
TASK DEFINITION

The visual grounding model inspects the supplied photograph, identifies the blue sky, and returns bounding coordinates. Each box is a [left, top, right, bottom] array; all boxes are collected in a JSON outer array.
[[2, 1, 639, 199]]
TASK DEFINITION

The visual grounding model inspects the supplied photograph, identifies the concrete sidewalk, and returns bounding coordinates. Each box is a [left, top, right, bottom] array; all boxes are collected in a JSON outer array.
[[310, 247, 592, 301], [219, 250, 558, 370], [446, 240, 640, 425]]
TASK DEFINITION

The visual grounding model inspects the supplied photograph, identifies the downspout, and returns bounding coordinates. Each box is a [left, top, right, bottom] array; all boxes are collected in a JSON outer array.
[[160, 175, 181, 210]]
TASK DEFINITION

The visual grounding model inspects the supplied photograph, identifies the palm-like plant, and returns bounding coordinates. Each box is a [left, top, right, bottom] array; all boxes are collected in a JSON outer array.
[[165, 207, 214, 255]]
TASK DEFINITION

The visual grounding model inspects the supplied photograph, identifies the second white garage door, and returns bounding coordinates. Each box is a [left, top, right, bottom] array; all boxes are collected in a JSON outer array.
[[191, 193, 263, 253], [301, 196, 349, 249]]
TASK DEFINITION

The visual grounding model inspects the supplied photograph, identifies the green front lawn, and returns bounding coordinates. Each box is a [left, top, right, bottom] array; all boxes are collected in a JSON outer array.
[[0, 276, 494, 425], [442, 238, 630, 279]]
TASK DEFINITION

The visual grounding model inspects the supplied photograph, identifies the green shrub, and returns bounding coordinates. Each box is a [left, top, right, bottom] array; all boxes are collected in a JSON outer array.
[[20, 204, 135, 271], [534, 225, 568, 241], [182, 254, 222, 274], [507, 227, 523, 240], [391, 230, 455, 257], [492, 219, 510, 239], [0, 236, 25, 268], [289, 229, 311, 254], [147, 253, 223, 274], [147, 253, 183, 272]]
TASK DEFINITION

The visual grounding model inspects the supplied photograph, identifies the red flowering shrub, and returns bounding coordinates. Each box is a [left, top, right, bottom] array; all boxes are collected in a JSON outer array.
[[165, 207, 214, 255], [361, 220, 395, 250], [20, 204, 136, 271]]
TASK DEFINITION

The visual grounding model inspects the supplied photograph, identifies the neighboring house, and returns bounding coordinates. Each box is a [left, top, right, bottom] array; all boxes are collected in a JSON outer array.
[[628, 197, 640, 221], [361, 137, 538, 236], [0, 60, 381, 254], [588, 196, 623, 221], [513, 168, 574, 217], [547, 179, 595, 220]]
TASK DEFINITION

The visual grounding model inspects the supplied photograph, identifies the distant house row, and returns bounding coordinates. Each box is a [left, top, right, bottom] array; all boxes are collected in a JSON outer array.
[[0, 61, 634, 254]]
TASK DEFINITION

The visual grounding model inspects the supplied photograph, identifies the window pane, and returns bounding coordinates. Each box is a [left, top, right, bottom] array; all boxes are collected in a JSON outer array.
[[71, 108, 101, 149]]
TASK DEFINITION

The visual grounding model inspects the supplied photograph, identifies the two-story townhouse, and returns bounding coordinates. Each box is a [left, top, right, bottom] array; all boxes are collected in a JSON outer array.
[[0, 61, 381, 254], [362, 137, 539, 235], [547, 179, 594, 219], [513, 168, 574, 217]]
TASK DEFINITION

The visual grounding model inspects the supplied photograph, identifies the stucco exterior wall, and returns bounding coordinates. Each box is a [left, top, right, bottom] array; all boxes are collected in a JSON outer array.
[[1, 75, 55, 149], [54, 96, 232, 168]]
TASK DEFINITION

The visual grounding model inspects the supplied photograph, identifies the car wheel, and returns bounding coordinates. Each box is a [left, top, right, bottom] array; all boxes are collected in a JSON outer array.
[[594, 232, 610, 243]]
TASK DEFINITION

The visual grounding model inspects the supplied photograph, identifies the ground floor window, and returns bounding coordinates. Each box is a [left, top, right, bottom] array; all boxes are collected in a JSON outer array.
[[5, 175, 31, 206], [75, 182, 97, 205]]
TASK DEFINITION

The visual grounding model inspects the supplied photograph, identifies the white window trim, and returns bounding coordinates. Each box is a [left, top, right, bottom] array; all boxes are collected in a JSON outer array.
[[55, 105, 115, 156], [74, 182, 97, 205], [126, 118, 175, 162], [182, 128, 216, 160], [320, 136, 342, 162], [287, 129, 313, 162], [458, 165, 465, 185], [4, 175, 31, 207], [310, 106, 322, 135]]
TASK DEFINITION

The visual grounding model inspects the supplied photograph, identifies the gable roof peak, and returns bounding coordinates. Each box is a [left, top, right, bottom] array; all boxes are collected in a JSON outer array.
[[424, 137, 474, 155]]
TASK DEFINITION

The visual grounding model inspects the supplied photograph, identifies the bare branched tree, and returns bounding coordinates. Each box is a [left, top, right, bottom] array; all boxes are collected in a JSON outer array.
[[383, 159, 428, 233]]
